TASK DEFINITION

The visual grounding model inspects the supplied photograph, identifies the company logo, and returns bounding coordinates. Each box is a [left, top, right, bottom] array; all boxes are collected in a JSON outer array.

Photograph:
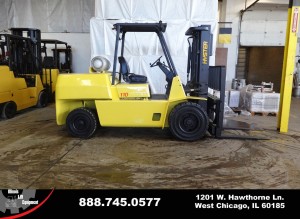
[[0, 188, 54, 218], [202, 41, 208, 64], [0, 189, 37, 214]]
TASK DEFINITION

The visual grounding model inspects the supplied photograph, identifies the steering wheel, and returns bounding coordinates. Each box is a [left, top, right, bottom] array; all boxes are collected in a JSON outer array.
[[150, 56, 163, 67]]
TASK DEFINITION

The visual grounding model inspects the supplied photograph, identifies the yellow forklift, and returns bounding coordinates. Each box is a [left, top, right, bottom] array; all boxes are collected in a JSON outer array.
[[0, 28, 48, 119], [55, 21, 259, 141], [0, 28, 72, 119]]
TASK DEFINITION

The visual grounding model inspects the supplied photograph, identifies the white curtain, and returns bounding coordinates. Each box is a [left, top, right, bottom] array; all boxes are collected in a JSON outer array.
[[0, 0, 94, 33], [91, 0, 218, 93]]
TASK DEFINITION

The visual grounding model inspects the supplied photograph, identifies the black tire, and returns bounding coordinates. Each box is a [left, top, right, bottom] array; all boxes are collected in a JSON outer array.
[[168, 102, 208, 141], [66, 107, 98, 139], [36, 90, 48, 108], [1, 101, 17, 119]]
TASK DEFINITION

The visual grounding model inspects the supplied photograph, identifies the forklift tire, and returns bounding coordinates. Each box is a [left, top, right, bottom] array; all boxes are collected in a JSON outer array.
[[66, 107, 98, 139], [168, 102, 208, 141], [1, 101, 17, 119], [36, 90, 48, 108]]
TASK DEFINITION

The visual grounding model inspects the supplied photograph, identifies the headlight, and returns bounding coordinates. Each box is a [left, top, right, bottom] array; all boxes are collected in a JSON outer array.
[[91, 56, 111, 72]]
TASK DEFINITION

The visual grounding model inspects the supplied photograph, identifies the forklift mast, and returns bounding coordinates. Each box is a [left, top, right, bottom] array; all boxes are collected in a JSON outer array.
[[185, 25, 227, 138], [185, 26, 213, 107], [41, 39, 72, 73], [9, 28, 42, 76], [0, 33, 40, 77]]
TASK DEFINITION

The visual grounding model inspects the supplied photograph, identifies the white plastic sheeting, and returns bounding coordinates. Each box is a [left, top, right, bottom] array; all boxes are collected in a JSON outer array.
[[91, 0, 218, 93], [0, 0, 94, 33], [95, 0, 217, 22]]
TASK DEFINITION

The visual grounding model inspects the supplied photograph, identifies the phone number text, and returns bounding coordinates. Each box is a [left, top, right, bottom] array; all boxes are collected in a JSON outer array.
[[79, 197, 161, 207]]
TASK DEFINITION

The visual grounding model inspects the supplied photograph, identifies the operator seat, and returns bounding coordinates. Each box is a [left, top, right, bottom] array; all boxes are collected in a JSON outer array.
[[118, 56, 147, 83]]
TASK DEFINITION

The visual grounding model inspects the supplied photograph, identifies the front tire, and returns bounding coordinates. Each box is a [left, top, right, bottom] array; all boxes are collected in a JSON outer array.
[[1, 101, 17, 119], [168, 102, 208, 141], [36, 90, 48, 108], [66, 107, 98, 139]]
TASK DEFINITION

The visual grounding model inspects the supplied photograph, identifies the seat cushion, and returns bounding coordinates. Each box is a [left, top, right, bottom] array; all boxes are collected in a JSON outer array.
[[128, 74, 147, 83]]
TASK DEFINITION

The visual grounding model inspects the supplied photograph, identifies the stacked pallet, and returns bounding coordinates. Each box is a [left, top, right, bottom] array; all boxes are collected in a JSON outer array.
[[245, 92, 280, 116]]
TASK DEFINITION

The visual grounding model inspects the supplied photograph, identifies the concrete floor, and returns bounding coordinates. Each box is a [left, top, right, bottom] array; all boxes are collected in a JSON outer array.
[[0, 97, 300, 189]]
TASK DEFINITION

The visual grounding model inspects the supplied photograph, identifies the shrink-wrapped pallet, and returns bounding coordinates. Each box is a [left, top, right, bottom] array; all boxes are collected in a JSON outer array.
[[245, 91, 280, 113]]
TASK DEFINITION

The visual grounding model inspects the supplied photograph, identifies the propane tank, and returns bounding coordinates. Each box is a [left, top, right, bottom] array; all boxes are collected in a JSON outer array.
[[91, 56, 111, 72]]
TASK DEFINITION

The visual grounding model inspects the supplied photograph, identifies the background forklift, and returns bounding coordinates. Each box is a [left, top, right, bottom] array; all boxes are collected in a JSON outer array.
[[41, 39, 72, 102], [0, 28, 48, 119], [41, 39, 72, 73], [55, 21, 256, 141], [0, 28, 72, 119]]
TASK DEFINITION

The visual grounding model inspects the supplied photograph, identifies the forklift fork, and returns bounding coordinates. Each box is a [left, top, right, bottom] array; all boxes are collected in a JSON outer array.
[[207, 66, 267, 140]]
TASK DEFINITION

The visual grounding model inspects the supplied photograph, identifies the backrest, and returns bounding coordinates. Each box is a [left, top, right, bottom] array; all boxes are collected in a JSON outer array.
[[118, 56, 147, 84], [118, 56, 130, 75]]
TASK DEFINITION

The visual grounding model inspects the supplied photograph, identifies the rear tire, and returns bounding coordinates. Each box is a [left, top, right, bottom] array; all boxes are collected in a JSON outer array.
[[1, 101, 17, 119], [168, 102, 208, 141], [37, 90, 48, 108], [66, 107, 98, 139]]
